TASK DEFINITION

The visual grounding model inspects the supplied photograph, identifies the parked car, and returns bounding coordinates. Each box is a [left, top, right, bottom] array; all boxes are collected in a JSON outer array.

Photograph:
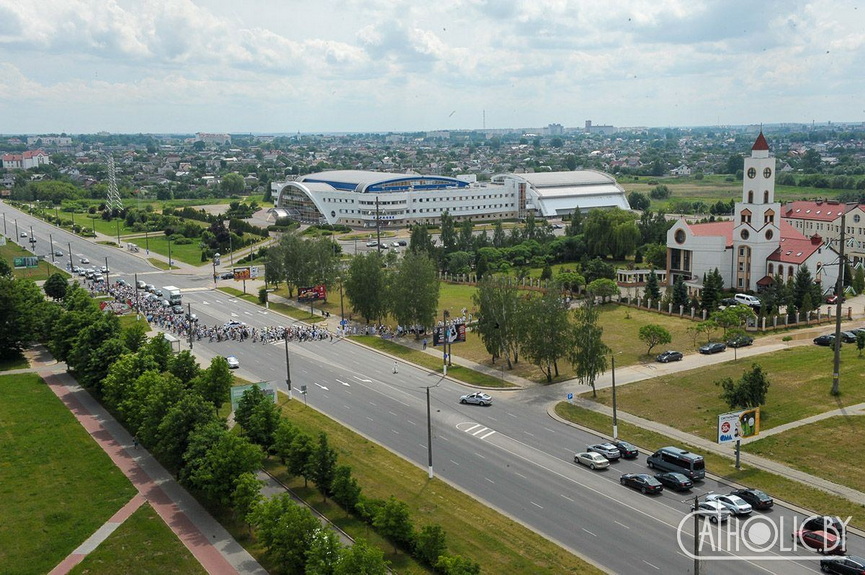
[[734, 293, 762, 308], [801, 516, 847, 538], [719, 297, 739, 307], [706, 493, 752, 516], [794, 529, 846, 555], [691, 500, 730, 523], [814, 334, 838, 346], [225, 356, 240, 369], [397, 240, 407, 246], [391, 241, 401, 248], [726, 335, 754, 348], [610, 439, 639, 459], [460, 392, 492, 406], [620, 473, 663, 495], [729, 488, 774, 510], [220, 271, 235, 279], [826, 294, 847, 304], [699, 342, 727, 354], [656, 350, 683, 363], [574, 452, 610, 470], [586, 443, 622, 461], [840, 331, 858, 343], [654, 472, 693, 491], [820, 555, 865, 574]]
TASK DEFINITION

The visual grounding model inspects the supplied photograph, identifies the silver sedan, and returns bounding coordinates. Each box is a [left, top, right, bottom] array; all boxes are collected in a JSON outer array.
[[459, 392, 493, 406]]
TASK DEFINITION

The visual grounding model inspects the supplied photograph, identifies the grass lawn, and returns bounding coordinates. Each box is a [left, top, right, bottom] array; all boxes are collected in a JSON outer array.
[[0, 352, 29, 371], [138, 235, 204, 266], [553, 403, 865, 530], [745, 415, 865, 494], [262, 397, 604, 575], [0, 241, 69, 281], [69, 503, 205, 575], [0, 373, 137, 574], [582, 345, 865, 441]]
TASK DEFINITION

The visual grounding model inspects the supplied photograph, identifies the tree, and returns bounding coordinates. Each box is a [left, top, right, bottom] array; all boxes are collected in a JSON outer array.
[[586, 278, 619, 303], [194, 355, 233, 413], [273, 418, 299, 464], [642, 244, 667, 269], [409, 224, 437, 260], [569, 302, 610, 397], [168, 350, 200, 386], [344, 252, 388, 323], [306, 528, 343, 575], [716, 363, 771, 409], [854, 267, 865, 296], [333, 538, 389, 575], [520, 290, 571, 382], [644, 269, 661, 302], [627, 191, 650, 211], [331, 465, 362, 511], [671, 275, 689, 309], [220, 172, 245, 195], [310, 432, 338, 501], [251, 493, 321, 574], [287, 432, 315, 486], [43, 273, 68, 300], [700, 268, 724, 311], [638, 324, 672, 354], [389, 252, 439, 336], [439, 210, 456, 254], [414, 524, 448, 567], [122, 321, 148, 352], [435, 555, 481, 575], [456, 219, 474, 253], [152, 392, 217, 470], [857, 331, 865, 357], [232, 471, 263, 531], [373, 496, 414, 553], [182, 421, 263, 506], [710, 305, 755, 337]]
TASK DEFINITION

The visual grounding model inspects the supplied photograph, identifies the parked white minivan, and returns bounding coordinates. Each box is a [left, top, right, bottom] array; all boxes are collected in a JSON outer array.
[[734, 293, 761, 308]]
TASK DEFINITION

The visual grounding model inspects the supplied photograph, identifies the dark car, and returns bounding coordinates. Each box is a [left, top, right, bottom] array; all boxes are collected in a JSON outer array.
[[654, 472, 693, 491], [840, 331, 858, 343], [699, 342, 727, 354], [719, 297, 738, 307], [814, 334, 838, 346], [729, 488, 774, 510], [620, 473, 663, 495], [802, 516, 847, 538], [826, 294, 847, 305], [820, 555, 865, 575], [220, 271, 235, 280], [611, 439, 639, 459], [171, 304, 184, 314], [586, 443, 621, 461], [794, 529, 846, 555], [726, 335, 753, 348], [656, 350, 683, 363]]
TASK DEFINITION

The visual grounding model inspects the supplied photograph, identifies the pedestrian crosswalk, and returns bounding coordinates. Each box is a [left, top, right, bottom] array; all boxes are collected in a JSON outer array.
[[462, 423, 496, 440]]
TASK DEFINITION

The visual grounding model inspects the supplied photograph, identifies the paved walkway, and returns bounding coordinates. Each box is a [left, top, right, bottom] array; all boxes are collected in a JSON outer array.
[[18, 348, 267, 575]]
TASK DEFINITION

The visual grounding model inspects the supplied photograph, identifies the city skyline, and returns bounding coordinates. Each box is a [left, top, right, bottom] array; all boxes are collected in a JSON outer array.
[[1, 1, 864, 134]]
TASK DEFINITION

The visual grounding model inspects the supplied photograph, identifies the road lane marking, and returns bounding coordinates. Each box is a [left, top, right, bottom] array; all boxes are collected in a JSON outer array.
[[478, 430, 496, 439], [449, 460, 460, 466], [531, 501, 542, 509], [561, 494, 574, 502], [485, 477, 495, 484], [336, 379, 350, 386], [314, 382, 329, 391], [582, 528, 596, 537], [615, 521, 630, 530], [642, 560, 659, 570]]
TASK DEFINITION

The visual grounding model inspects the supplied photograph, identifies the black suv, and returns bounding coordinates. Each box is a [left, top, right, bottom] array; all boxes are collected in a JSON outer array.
[[729, 488, 773, 510]]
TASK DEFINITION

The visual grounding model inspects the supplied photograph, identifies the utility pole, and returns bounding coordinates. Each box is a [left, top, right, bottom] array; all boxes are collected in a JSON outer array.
[[426, 386, 434, 479], [49, 233, 55, 263], [832, 212, 846, 396], [375, 195, 381, 254], [187, 302, 194, 350], [67, 242, 73, 270], [611, 355, 618, 439], [284, 334, 293, 401]]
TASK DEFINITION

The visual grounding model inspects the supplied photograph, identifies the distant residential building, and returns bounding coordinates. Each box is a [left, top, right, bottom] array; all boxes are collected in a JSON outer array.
[[26, 136, 72, 146], [670, 164, 691, 176], [2, 149, 50, 169], [782, 199, 865, 267], [194, 132, 231, 146], [546, 123, 564, 136], [584, 120, 617, 135]]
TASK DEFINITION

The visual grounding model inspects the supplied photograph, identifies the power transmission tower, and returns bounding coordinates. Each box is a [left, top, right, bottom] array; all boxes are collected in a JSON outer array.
[[106, 155, 123, 212]]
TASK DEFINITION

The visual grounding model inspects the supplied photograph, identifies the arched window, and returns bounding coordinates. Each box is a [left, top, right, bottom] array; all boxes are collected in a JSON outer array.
[[763, 190, 769, 203], [748, 190, 754, 203], [789, 266, 794, 277], [768, 263, 774, 275]]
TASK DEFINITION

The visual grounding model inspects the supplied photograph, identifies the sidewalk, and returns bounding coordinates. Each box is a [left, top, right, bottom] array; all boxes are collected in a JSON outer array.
[[20, 347, 266, 575]]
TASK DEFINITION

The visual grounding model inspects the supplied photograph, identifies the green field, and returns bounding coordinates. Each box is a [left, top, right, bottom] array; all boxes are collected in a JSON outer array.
[[0, 240, 69, 281], [581, 343, 865, 439], [0, 373, 138, 574]]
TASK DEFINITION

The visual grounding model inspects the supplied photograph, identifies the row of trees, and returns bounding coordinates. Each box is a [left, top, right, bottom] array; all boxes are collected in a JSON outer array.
[[234, 386, 480, 574]]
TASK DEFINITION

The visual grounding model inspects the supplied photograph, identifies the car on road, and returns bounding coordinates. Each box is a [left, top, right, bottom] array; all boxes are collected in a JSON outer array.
[[820, 555, 865, 574], [574, 452, 609, 470], [620, 473, 663, 495], [729, 488, 774, 510], [225, 356, 240, 369], [705, 493, 752, 515], [20, 231, 28, 237], [692, 500, 730, 523], [726, 335, 753, 348], [54, 250, 63, 257], [801, 516, 847, 537], [699, 342, 727, 354], [656, 350, 683, 363], [220, 271, 235, 279], [396, 240, 407, 246], [654, 472, 693, 491], [78, 268, 87, 277], [223, 320, 246, 329], [611, 439, 639, 459], [365, 241, 378, 247], [460, 392, 492, 406], [826, 294, 847, 305], [814, 334, 838, 346], [391, 241, 401, 248], [794, 529, 846, 555], [586, 443, 621, 461], [80, 257, 90, 264], [171, 305, 184, 314], [72, 265, 80, 273], [136, 280, 146, 289], [100, 265, 109, 273]]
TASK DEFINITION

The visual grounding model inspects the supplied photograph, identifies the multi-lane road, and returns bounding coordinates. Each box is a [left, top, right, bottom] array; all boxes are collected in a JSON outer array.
[[2, 201, 858, 574]]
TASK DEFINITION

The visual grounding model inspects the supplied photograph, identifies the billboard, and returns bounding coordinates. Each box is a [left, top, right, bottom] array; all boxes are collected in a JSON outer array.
[[433, 323, 466, 346], [718, 407, 760, 444], [233, 267, 251, 280], [230, 382, 277, 412], [298, 285, 327, 301], [13, 256, 38, 269]]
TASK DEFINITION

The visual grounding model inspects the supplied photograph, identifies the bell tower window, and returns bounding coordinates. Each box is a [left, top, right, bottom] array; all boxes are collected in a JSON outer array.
[[748, 190, 754, 203]]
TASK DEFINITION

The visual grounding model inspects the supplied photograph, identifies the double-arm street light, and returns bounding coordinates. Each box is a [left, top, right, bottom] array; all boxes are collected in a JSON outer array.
[[212, 252, 220, 286]]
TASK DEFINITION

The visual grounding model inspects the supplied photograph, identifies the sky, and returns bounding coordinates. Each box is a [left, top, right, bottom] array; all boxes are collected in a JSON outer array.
[[1, 0, 864, 135]]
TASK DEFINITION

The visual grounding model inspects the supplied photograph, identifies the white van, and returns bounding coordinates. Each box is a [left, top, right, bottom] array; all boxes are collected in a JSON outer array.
[[734, 293, 761, 308]]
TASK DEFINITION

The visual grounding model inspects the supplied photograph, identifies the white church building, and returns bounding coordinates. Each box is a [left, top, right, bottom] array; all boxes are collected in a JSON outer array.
[[665, 133, 840, 295]]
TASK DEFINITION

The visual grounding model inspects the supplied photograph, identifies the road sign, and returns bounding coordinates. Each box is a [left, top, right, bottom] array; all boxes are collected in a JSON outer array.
[[13, 256, 38, 269]]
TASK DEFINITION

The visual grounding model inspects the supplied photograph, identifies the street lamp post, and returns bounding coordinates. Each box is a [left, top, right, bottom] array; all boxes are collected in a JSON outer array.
[[67, 242, 73, 270], [426, 386, 434, 479], [284, 334, 293, 401], [2, 212, 6, 235], [14, 219, 18, 241], [28, 226, 36, 252], [144, 227, 149, 254], [338, 276, 345, 331], [212, 252, 220, 286], [188, 303, 195, 350], [104, 256, 110, 287], [832, 213, 848, 396], [116, 219, 121, 246], [167, 234, 173, 269], [49, 233, 55, 263], [611, 355, 618, 440], [442, 310, 449, 375]]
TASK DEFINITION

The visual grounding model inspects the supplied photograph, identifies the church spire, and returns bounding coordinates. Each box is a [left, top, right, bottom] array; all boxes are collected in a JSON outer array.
[[752, 131, 769, 152]]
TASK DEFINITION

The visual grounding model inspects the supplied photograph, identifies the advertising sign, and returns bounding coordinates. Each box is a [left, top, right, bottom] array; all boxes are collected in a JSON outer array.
[[298, 285, 327, 301], [13, 256, 38, 269], [718, 407, 760, 444], [233, 267, 251, 280], [433, 323, 467, 346], [230, 382, 277, 412]]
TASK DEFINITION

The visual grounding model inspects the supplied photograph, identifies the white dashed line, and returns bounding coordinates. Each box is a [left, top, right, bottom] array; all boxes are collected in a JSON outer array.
[[582, 528, 596, 537]]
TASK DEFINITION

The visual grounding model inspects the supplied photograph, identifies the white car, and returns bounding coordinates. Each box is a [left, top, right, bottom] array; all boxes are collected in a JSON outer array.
[[692, 500, 731, 523], [223, 320, 246, 329], [80, 257, 90, 264], [459, 392, 493, 406], [705, 494, 752, 516], [574, 452, 610, 470], [225, 356, 240, 369]]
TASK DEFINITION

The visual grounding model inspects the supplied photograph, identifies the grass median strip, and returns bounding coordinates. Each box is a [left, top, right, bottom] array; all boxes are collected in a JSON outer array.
[[554, 402, 865, 531]]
